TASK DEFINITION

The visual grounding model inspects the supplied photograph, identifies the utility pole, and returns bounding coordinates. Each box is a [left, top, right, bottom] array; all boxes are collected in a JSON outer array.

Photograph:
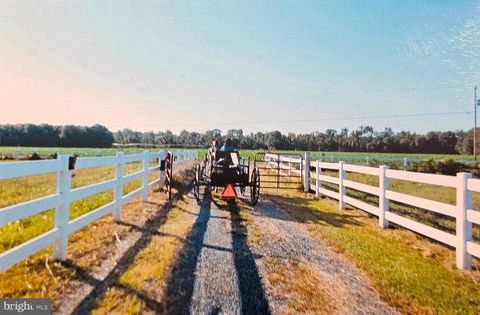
[[475, 86, 478, 161]]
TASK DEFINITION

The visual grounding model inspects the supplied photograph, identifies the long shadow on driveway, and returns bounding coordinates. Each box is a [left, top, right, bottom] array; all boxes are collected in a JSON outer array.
[[229, 202, 271, 315], [162, 189, 212, 314], [70, 180, 188, 314]]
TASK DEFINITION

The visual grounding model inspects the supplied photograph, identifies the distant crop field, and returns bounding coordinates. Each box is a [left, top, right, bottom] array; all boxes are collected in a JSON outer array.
[[200, 149, 474, 162], [0, 146, 159, 159], [0, 146, 476, 165]]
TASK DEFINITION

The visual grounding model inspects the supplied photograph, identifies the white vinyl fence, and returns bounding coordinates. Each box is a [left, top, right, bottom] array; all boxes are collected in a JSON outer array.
[[0, 149, 197, 271], [265, 153, 480, 270]]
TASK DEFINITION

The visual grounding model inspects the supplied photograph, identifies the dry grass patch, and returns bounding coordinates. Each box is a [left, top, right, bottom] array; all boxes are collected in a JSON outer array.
[[117, 197, 195, 293], [92, 287, 150, 315], [264, 257, 338, 314]]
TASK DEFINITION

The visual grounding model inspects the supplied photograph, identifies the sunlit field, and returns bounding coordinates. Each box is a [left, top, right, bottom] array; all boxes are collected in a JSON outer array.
[[1, 146, 477, 162]]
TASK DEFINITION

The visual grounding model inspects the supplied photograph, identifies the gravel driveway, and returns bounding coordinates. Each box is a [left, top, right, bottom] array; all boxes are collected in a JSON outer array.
[[163, 190, 270, 315], [164, 190, 396, 314]]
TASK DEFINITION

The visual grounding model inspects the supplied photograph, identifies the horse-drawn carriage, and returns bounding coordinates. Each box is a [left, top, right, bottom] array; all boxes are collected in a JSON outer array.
[[193, 148, 260, 205]]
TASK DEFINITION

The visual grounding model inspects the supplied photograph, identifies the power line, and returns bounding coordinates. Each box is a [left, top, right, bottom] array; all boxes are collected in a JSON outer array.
[[111, 110, 473, 128]]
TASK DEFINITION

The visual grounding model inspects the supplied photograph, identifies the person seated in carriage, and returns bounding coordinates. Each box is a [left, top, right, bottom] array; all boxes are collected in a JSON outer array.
[[220, 138, 235, 152], [215, 138, 239, 168]]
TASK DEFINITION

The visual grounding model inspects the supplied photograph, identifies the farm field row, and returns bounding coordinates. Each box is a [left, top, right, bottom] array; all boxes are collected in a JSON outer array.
[[0, 146, 476, 162], [0, 146, 162, 159]]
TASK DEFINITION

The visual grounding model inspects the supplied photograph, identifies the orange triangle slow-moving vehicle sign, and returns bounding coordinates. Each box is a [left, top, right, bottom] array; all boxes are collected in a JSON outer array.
[[221, 184, 237, 199]]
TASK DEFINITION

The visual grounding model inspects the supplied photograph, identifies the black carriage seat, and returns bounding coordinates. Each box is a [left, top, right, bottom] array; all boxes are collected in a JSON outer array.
[[214, 151, 240, 168], [210, 150, 248, 186]]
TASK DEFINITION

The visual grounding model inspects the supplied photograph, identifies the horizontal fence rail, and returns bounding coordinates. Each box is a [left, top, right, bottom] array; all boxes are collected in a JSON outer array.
[[265, 152, 480, 271], [311, 153, 479, 168], [0, 149, 197, 271]]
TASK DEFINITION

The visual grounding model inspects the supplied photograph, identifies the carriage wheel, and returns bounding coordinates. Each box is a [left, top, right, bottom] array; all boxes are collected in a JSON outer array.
[[193, 165, 201, 204], [250, 167, 260, 205]]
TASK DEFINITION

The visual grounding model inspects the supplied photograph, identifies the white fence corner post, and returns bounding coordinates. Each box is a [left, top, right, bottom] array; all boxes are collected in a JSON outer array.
[[339, 161, 345, 210], [403, 158, 408, 171], [456, 172, 473, 270], [316, 160, 321, 198], [379, 165, 389, 228], [366, 157, 370, 166], [142, 150, 149, 202], [113, 152, 124, 222], [304, 152, 311, 192], [53, 154, 71, 261]]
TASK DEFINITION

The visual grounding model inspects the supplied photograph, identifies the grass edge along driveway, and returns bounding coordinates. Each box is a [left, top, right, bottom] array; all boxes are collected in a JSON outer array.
[[267, 191, 480, 315]]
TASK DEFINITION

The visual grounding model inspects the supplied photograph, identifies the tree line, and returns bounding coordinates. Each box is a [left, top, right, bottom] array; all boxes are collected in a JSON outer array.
[[0, 123, 477, 154], [115, 126, 477, 155], [0, 124, 113, 148]]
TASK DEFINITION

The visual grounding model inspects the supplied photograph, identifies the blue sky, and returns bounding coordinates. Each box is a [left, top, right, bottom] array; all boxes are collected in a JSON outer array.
[[0, 1, 479, 134]]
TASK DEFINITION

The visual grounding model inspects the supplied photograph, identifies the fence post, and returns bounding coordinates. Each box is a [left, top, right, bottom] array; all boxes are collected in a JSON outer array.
[[288, 157, 292, 176], [316, 160, 321, 198], [366, 157, 370, 166], [159, 149, 166, 191], [339, 161, 345, 210], [456, 172, 473, 270], [304, 152, 310, 192], [142, 151, 149, 202], [113, 152, 124, 222], [403, 158, 408, 171], [379, 165, 389, 228], [53, 155, 71, 261]]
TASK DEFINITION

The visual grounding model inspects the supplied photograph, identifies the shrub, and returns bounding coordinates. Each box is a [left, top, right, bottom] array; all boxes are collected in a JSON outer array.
[[413, 159, 436, 174], [437, 158, 463, 176], [28, 152, 41, 160]]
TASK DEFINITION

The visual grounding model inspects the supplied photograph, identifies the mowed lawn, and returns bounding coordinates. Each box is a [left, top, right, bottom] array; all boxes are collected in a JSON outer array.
[[0, 160, 160, 255]]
